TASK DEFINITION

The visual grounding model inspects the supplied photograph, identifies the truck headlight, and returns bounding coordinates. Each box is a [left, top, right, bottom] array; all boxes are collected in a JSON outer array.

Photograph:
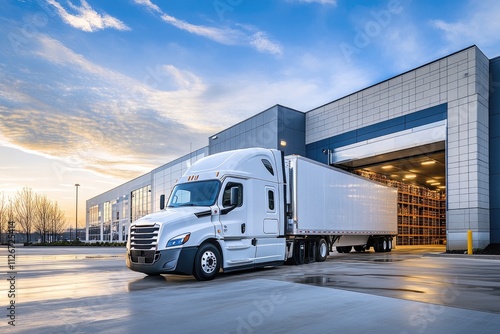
[[166, 233, 191, 247]]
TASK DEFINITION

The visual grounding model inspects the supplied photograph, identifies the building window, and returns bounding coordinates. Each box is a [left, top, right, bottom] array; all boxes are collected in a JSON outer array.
[[88, 205, 100, 241], [103, 201, 111, 241], [131, 185, 152, 222]]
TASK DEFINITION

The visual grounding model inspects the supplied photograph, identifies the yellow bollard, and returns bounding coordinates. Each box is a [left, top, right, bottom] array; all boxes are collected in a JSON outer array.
[[467, 230, 473, 255]]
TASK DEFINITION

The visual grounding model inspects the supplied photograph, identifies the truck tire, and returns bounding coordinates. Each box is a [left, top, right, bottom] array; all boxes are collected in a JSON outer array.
[[374, 239, 383, 253], [336, 246, 343, 253], [193, 243, 221, 281], [294, 240, 306, 264], [385, 238, 392, 252], [315, 239, 328, 262]]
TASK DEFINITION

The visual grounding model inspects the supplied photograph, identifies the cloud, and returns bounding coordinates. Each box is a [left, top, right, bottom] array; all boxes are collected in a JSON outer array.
[[161, 14, 283, 55], [431, 0, 500, 54], [160, 13, 238, 45], [376, 20, 428, 72], [0, 29, 373, 182], [133, 0, 161, 13], [0, 34, 222, 179], [335, 0, 433, 75], [0, 16, 374, 183], [250, 31, 283, 56], [135, 1, 282, 56], [46, 0, 130, 32]]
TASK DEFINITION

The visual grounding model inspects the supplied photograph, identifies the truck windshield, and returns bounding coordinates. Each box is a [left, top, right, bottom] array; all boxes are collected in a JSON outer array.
[[167, 180, 221, 208]]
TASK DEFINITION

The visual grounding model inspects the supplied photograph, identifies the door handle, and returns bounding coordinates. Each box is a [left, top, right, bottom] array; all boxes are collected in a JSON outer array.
[[241, 223, 246, 234]]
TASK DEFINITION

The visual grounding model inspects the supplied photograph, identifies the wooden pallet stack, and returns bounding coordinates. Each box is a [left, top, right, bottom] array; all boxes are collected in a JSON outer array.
[[354, 170, 446, 245]]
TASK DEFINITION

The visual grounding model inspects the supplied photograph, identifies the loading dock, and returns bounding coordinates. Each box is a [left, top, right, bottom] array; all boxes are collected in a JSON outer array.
[[332, 143, 446, 246]]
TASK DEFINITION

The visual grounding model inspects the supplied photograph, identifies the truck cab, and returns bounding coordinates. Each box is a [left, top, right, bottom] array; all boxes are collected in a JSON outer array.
[[126, 148, 287, 280]]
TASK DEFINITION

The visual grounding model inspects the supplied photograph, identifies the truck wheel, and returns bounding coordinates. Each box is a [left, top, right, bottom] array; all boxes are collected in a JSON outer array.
[[193, 243, 221, 281], [374, 240, 383, 253], [342, 246, 352, 253], [294, 241, 306, 265], [336, 246, 343, 253], [315, 239, 328, 262], [385, 238, 392, 252]]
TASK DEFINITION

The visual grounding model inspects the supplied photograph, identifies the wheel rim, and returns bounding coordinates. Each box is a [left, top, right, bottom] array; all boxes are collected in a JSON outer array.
[[201, 250, 217, 274], [319, 242, 328, 258]]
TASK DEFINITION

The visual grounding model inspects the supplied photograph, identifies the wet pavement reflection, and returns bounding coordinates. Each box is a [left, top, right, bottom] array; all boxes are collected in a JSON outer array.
[[275, 246, 500, 313], [4, 244, 500, 333]]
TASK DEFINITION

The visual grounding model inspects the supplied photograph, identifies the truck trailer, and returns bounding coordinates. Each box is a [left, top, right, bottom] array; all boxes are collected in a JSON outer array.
[[126, 148, 397, 280]]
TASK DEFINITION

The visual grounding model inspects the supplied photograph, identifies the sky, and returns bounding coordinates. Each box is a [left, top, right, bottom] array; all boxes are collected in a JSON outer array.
[[1, 0, 500, 228]]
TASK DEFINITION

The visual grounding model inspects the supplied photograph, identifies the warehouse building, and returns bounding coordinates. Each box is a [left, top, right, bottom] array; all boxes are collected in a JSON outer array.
[[86, 45, 500, 250]]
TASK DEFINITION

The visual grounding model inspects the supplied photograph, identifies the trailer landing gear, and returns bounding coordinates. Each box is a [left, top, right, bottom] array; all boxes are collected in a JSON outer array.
[[336, 246, 352, 253]]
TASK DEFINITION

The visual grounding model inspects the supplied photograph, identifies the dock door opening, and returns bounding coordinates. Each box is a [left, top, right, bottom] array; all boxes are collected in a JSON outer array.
[[334, 143, 446, 246]]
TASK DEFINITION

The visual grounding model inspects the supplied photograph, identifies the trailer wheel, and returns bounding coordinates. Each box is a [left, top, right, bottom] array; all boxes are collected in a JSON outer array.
[[193, 243, 221, 281], [385, 238, 392, 252], [375, 238, 388, 253], [336, 246, 343, 253], [315, 239, 328, 262]]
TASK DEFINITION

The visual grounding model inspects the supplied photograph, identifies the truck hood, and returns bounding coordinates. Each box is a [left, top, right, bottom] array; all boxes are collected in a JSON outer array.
[[132, 206, 212, 227]]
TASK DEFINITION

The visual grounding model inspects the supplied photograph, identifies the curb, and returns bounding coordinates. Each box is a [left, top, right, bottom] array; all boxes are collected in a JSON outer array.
[[424, 252, 500, 260]]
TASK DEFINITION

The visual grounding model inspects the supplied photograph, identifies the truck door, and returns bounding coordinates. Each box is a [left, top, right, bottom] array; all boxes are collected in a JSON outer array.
[[218, 178, 256, 268], [254, 185, 285, 264]]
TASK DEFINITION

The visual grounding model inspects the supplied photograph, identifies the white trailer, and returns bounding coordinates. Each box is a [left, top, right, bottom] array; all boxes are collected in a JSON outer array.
[[285, 155, 397, 264], [126, 148, 397, 280]]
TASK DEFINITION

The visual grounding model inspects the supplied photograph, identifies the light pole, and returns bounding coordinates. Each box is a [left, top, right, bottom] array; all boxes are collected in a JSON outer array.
[[75, 184, 80, 241]]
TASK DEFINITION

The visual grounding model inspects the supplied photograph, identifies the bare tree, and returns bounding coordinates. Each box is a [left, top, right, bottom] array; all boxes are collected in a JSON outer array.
[[49, 202, 66, 242], [0, 192, 8, 243], [7, 187, 67, 243], [13, 187, 36, 243], [34, 194, 52, 243]]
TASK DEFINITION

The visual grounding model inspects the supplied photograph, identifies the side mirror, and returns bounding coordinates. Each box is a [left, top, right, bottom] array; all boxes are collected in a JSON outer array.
[[230, 187, 240, 206], [160, 194, 165, 210], [222, 187, 240, 215]]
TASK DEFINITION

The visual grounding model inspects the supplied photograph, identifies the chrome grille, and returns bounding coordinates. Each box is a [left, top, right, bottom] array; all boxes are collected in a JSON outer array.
[[130, 223, 159, 250]]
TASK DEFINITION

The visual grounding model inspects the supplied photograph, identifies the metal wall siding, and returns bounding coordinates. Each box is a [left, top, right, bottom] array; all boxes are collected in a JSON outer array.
[[306, 103, 447, 160], [489, 56, 500, 242]]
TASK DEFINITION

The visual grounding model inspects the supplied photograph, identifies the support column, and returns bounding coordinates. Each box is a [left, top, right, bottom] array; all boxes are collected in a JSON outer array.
[[446, 47, 490, 250]]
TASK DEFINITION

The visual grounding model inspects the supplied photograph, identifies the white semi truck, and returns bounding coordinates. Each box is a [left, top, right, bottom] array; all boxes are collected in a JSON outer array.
[[126, 148, 397, 280]]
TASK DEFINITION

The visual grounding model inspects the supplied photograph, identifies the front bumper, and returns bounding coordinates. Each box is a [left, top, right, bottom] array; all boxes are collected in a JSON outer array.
[[126, 246, 198, 275]]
